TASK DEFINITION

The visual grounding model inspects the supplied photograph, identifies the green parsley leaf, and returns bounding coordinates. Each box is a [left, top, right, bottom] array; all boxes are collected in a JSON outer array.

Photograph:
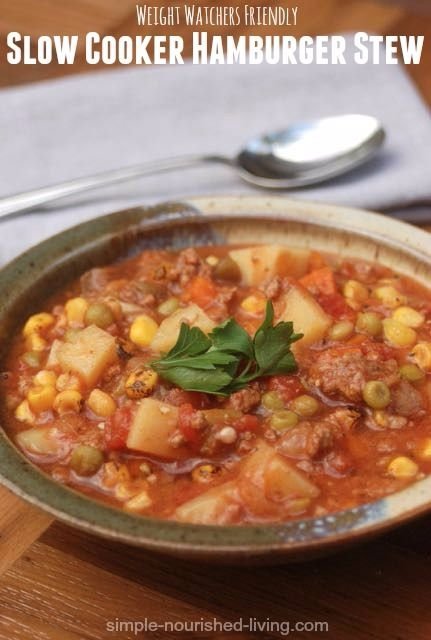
[[152, 366, 233, 395], [164, 324, 211, 359], [253, 302, 303, 375], [210, 318, 254, 358], [150, 301, 302, 396]]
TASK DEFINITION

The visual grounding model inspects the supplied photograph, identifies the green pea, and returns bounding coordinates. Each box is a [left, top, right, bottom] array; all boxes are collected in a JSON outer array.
[[362, 380, 391, 409], [356, 312, 383, 337], [261, 391, 284, 411], [157, 297, 179, 316], [270, 410, 299, 431], [21, 351, 41, 368], [213, 256, 241, 282], [328, 320, 354, 341], [84, 302, 115, 329], [399, 363, 425, 383], [70, 445, 104, 476], [290, 394, 320, 417]]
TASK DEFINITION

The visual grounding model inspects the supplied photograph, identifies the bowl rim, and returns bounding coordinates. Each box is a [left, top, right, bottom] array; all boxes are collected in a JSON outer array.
[[1, 194, 431, 559]]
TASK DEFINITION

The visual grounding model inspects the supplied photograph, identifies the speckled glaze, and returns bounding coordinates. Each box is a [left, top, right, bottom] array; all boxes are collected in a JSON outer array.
[[1, 195, 431, 564]]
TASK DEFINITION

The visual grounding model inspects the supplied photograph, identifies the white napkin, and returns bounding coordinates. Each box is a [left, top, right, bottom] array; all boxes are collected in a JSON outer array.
[[0, 36, 430, 265]]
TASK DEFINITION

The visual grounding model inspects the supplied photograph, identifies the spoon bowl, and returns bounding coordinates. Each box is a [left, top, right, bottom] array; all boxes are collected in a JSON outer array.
[[236, 114, 385, 188]]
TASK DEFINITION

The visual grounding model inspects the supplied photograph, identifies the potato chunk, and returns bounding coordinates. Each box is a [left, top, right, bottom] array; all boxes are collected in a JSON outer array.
[[16, 426, 61, 456], [126, 398, 186, 459], [264, 455, 320, 502], [46, 339, 63, 369], [150, 303, 215, 353], [175, 481, 240, 524], [57, 325, 117, 387], [278, 285, 332, 347], [229, 245, 310, 286], [238, 441, 319, 517]]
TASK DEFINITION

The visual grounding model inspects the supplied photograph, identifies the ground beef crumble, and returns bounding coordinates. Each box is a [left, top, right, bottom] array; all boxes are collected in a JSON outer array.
[[167, 248, 211, 286], [277, 408, 359, 460], [308, 349, 399, 402], [227, 383, 261, 413]]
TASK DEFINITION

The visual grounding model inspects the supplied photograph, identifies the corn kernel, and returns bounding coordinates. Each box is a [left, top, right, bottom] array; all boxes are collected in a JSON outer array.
[[240, 295, 266, 314], [129, 315, 159, 347], [14, 399, 35, 425], [27, 385, 56, 413], [399, 363, 425, 382], [382, 319, 417, 348], [392, 306, 424, 329], [411, 342, 431, 372], [373, 286, 407, 309], [87, 388, 116, 417], [65, 297, 88, 325], [102, 461, 120, 488], [33, 370, 57, 387], [387, 456, 418, 479], [23, 312, 55, 337], [416, 438, 431, 461], [192, 464, 219, 483], [53, 390, 83, 415], [343, 280, 368, 305], [26, 333, 47, 352], [115, 482, 139, 501], [124, 489, 152, 512], [56, 372, 83, 393], [125, 368, 158, 399]]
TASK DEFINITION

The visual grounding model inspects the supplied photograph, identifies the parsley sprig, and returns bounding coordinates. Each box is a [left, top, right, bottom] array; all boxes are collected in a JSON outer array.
[[151, 301, 302, 396]]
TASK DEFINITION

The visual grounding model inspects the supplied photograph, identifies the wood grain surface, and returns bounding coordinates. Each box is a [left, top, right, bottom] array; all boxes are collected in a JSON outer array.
[[0, 489, 52, 576], [0, 1, 430, 638]]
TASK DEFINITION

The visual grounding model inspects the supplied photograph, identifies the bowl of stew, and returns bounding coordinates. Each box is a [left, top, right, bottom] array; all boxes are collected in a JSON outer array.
[[1, 195, 431, 563]]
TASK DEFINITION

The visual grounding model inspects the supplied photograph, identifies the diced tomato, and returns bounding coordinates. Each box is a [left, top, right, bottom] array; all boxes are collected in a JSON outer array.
[[165, 388, 208, 409], [234, 414, 260, 432], [299, 267, 336, 296], [182, 276, 217, 308], [267, 376, 305, 403], [317, 292, 355, 320], [104, 406, 132, 451], [178, 403, 202, 446]]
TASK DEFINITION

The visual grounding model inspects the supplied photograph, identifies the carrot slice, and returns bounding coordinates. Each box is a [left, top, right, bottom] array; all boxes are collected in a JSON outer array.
[[299, 267, 336, 296], [182, 276, 217, 308]]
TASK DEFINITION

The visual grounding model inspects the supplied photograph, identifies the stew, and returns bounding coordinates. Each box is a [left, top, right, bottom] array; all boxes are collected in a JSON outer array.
[[2, 243, 431, 525]]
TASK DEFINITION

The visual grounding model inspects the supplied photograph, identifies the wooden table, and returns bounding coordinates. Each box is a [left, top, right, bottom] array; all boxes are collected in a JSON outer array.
[[0, 2, 430, 638]]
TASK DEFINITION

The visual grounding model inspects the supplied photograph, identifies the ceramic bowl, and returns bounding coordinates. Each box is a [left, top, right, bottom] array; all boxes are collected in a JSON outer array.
[[1, 195, 431, 564]]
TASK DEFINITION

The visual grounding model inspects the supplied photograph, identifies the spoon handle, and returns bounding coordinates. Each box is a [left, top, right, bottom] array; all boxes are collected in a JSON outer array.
[[0, 154, 231, 220]]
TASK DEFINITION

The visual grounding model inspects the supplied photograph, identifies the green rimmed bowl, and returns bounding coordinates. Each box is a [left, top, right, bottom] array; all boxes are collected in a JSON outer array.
[[0, 195, 431, 564]]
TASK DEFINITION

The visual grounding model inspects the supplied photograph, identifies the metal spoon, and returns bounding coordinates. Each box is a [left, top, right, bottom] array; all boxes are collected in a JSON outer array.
[[0, 114, 384, 220]]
